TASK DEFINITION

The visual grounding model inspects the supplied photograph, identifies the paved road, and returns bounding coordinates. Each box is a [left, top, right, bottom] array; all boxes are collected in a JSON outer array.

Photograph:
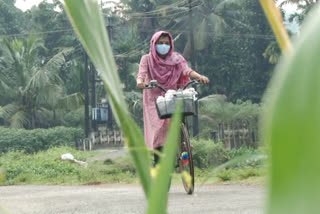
[[0, 184, 264, 214]]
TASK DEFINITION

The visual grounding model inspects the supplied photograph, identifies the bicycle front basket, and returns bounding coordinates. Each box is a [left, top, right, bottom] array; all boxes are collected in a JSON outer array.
[[156, 96, 196, 119]]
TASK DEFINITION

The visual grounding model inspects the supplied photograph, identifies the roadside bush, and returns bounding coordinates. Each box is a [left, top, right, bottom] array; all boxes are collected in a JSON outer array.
[[191, 139, 229, 168], [237, 167, 262, 179], [227, 146, 265, 168], [62, 107, 85, 128], [228, 146, 257, 159], [216, 169, 233, 181], [0, 127, 84, 154], [0, 146, 137, 185], [192, 138, 264, 170]]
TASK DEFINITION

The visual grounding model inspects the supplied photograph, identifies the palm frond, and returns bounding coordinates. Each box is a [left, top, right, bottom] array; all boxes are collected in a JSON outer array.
[[195, 18, 208, 51], [25, 68, 50, 91], [25, 64, 64, 93], [35, 107, 54, 127], [44, 48, 73, 73], [2, 38, 21, 65], [207, 13, 228, 36], [215, 0, 244, 12], [182, 38, 191, 58], [26, 35, 47, 56], [25, 36, 46, 68], [0, 103, 21, 120], [0, 68, 12, 91], [2, 38, 27, 86], [58, 93, 84, 111], [37, 107, 53, 118], [36, 84, 64, 108], [9, 110, 30, 129]]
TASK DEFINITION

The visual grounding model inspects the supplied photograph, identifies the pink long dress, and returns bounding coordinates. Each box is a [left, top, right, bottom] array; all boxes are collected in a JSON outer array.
[[137, 54, 192, 149]]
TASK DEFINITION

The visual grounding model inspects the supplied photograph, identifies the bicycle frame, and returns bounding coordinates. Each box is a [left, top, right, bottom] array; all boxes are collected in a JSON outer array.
[[142, 79, 202, 194]]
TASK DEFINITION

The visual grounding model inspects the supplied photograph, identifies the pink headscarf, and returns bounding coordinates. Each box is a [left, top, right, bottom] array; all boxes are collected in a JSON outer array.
[[147, 31, 190, 89]]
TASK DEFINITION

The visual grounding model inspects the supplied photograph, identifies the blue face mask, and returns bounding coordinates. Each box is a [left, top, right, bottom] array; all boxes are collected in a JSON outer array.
[[156, 44, 171, 55]]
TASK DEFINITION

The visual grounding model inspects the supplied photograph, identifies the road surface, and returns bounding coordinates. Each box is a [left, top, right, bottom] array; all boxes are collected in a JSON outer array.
[[0, 184, 264, 214]]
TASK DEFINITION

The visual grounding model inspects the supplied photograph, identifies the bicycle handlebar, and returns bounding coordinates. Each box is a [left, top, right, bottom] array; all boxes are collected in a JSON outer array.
[[182, 80, 201, 90], [144, 79, 202, 93]]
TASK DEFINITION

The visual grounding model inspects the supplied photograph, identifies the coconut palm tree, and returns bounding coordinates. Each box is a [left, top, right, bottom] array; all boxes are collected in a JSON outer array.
[[0, 36, 83, 129], [181, 0, 250, 57]]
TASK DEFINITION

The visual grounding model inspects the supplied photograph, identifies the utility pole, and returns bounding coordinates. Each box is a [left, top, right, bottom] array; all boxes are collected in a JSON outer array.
[[189, 0, 199, 137], [106, 16, 113, 130], [189, 0, 196, 69], [90, 62, 97, 131], [84, 52, 90, 138]]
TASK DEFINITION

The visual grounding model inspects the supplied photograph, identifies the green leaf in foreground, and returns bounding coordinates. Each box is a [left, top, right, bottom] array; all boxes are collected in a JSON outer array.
[[262, 4, 320, 214], [0, 168, 5, 184], [63, 0, 151, 197], [147, 102, 182, 214]]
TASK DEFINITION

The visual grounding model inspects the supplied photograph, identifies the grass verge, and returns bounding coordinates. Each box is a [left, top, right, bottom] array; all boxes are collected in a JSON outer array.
[[0, 145, 265, 186]]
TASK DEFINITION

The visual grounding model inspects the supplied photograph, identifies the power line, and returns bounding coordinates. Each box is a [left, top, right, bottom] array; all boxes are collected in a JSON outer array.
[[0, 26, 275, 41], [117, 10, 189, 19], [110, 0, 203, 18], [0, 29, 74, 38], [136, 29, 276, 39], [104, 3, 203, 21], [113, 23, 191, 58], [114, 39, 150, 58], [121, 0, 189, 16]]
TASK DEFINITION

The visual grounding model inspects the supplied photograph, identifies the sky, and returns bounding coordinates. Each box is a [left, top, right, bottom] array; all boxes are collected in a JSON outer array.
[[14, 0, 299, 32], [15, 0, 117, 11], [15, 0, 52, 11], [15, 0, 297, 12]]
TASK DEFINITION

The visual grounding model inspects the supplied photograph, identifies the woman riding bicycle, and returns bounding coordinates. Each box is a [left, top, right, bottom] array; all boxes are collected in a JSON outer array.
[[136, 31, 209, 166]]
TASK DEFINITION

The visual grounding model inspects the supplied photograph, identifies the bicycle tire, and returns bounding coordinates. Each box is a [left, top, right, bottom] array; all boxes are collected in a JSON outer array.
[[178, 123, 194, 194]]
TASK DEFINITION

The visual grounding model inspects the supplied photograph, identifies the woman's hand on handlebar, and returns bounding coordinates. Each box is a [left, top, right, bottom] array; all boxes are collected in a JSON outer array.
[[137, 79, 146, 89], [198, 75, 210, 84], [190, 71, 209, 84]]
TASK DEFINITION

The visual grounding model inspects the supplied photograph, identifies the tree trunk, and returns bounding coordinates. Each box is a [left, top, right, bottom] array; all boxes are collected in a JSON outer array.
[[53, 109, 56, 127]]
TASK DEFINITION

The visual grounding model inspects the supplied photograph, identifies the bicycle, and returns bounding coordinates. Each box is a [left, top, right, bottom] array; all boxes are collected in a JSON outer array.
[[144, 79, 202, 194]]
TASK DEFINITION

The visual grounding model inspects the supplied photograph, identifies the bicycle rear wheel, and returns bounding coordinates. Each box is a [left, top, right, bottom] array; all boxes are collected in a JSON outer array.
[[178, 123, 194, 194]]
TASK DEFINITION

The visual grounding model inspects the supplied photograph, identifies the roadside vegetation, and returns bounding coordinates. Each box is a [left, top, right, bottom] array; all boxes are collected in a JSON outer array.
[[0, 139, 265, 186]]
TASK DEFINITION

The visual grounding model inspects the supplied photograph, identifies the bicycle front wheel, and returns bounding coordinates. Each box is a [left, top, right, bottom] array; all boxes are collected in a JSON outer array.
[[178, 123, 194, 194]]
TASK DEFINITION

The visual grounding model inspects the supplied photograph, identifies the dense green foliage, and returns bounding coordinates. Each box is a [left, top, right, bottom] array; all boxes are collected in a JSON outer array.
[[198, 94, 260, 140], [0, 1, 83, 129], [0, 0, 316, 130], [0, 127, 83, 154], [192, 140, 228, 168], [0, 0, 25, 35], [192, 139, 263, 168]]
